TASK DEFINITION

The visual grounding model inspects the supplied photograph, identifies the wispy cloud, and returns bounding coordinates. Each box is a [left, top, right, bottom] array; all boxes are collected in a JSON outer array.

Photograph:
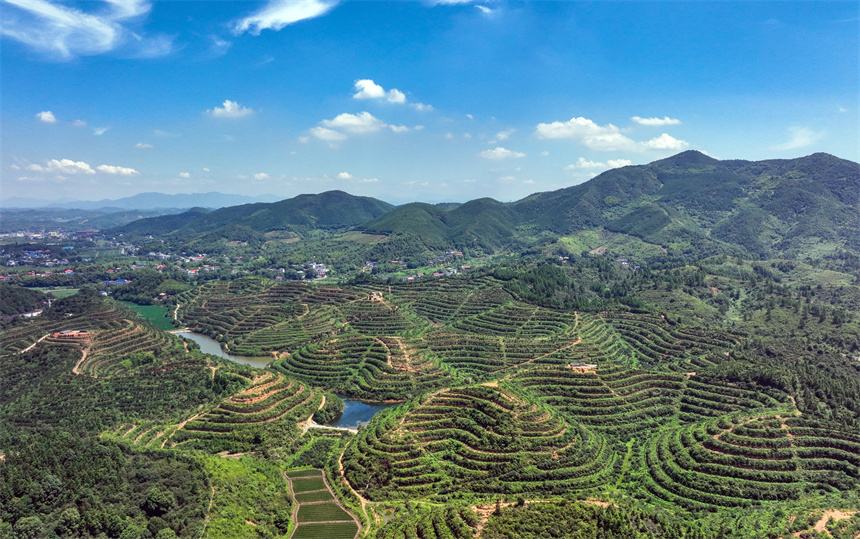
[[771, 126, 825, 151], [93, 127, 110, 135], [479, 147, 526, 160], [565, 157, 632, 172], [1, 0, 174, 60], [233, 0, 338, 35], [96, 164, 139, 175], [631, 116, 681, 126], [27, 158, 95, 174], [208, 100, 254, 118], [26, 158, 138, 175], [134, 142, 153, 149]]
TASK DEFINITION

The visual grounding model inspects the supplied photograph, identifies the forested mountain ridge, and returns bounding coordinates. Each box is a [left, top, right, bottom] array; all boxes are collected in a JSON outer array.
[[104, 152, 859, 261], [512, 151, 859, 258], [107, 190, 394, 238]]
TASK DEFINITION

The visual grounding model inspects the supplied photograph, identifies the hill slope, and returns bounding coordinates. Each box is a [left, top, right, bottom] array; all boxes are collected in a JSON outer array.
[[107, 190, 394, 239], [513, 151, 859, 258]]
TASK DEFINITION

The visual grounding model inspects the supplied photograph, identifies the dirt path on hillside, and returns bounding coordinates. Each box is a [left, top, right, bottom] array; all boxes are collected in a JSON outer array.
[[71, 348, 89, 375], [338, 448, 371, 524], [19, 333, 50, 354]]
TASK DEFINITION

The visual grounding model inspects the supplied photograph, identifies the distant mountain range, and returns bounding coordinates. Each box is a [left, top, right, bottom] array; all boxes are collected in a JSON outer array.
[[1, 192, 282, 210], [106, 151, 859, 259]]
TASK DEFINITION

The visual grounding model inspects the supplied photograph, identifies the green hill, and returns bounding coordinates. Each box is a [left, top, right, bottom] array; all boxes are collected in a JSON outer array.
[[514, 151, 859, 258], [107, 190, 394, 240], [360, 197, 521, 252]]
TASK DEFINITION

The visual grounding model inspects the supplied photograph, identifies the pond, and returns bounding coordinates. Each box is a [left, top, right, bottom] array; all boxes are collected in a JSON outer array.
[[175, 332, 271, 369], [175, 333, 398, 427], [328, 395, 398, 429]]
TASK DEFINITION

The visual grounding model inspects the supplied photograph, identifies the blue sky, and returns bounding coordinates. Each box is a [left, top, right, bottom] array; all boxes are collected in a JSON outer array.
[[2, 0, 858, 204]]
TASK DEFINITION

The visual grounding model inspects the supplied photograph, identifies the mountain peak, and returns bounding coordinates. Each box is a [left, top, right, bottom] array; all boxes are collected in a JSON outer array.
[[654, 150, 720, 168]]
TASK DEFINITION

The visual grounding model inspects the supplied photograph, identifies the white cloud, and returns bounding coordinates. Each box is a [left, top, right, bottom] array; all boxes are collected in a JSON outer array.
[[179, 172, 190, 178], [607, 159, 633, 168], [93, 127, 109, 135], [566, 157, 633, 173], [96, 164, 139, 175], [353, 79, 386, 99], [208, 100, 254, 118], [361, 178, 379, 183], [444, 132, 454, 139], [337, 172, 353, 180], [414, 125, 425, 131], [464, 179, 477, 183], [582, 132, 638, 151], [631, 116, 681, 126], [641, 133, 689, 150], [353, 79, 408, 104], [466, 114, 473, 120], [72, 119, 86, 126], [771, 126, 825, 151], [540, 151, 549, 156], [389, 124, 409, 133], [321, 111, 386, 133], [27, 158, 95, 174], [298, 136, 310, 144], [203, 167, 211, 172], [537, 116, 688, 152], [535, 117, 620, 140], [498, 175, 516, 183], [476, 5, 493, 15], [410, 103, 433, 112], [36, 111, 56, 123], [234, 0, 337, 35], [134, 142, 153, 149], [839, 107, 847, 113], [253, 172, 270, 180], [1, 0, 174, 60], [309, 126, 347, 141], [494, 128, 515, 141], [387, 88, 406, 104], [569, 157, 605, 169], [479, 147, 526, 160]]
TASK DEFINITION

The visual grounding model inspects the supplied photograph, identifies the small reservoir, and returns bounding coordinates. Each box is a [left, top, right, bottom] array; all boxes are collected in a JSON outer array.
[[175, 332, 271, 369], [328, 395, 398, 429]]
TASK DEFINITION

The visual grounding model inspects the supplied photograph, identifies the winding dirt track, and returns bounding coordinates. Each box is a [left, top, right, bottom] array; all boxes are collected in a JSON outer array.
[[71, 348, 88, 375]]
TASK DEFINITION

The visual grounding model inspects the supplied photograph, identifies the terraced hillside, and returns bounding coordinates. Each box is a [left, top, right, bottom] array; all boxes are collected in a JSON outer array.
[[342, 384, 614, 500], [115, 370, 323, 453]]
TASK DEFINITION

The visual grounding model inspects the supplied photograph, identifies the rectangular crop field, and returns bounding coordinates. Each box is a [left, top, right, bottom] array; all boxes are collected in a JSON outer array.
[[119, 301, 174, 331], [295, 490, 335, 503], [291, 521, 358, 539], [290, 476, 327, 493], [285, 469, 323, 479], [296, 501, 352, 522]]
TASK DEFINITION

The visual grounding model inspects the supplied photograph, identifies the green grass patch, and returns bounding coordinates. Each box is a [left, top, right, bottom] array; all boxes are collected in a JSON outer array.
[[286, 469, 324, 479], [119, 301, 174, 330], [291, 521, 359, 539], [295, 490, 335, 503], [35, 287, 79, 298], [291, 476, 327, 493], [296, 502, 352, 523]]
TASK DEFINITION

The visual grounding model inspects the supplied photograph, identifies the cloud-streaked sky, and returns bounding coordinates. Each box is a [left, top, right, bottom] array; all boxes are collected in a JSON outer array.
[[2, 0, 857, 204]]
